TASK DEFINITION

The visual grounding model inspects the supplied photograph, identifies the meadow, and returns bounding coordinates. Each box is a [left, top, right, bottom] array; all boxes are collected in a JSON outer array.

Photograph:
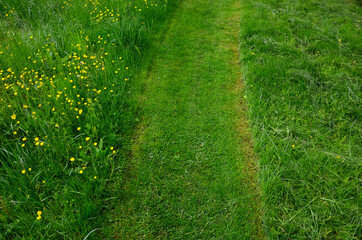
[[240, 0, 361, 238], [0, 0, 179, 238], [0, 0, 360, 239]]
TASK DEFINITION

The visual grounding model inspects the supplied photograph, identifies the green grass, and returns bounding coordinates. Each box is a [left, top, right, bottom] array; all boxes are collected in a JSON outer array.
[[240, 0, 361, 239], [0, 0, 180, 238], [1, 0, 360, 238], [107, 0, 263, 238]]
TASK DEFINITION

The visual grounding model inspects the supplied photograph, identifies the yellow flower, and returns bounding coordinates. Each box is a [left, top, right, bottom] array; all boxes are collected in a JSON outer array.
[[79, 170, 83, 174], [37, 211, 42, 215], [13, 131, 17, 135], [336, 156, 340, 159], [77, 127, 81, 131], [11, 114, 16, 120], [36, 216, 41, 220], [94, 142, 98, 146], [70, 157, 75, 162], [86, 137, 90, 141], [22, 137, 27, 141], [22, 170, 26, 174], [28, 168, 32, 171], [94, 176, 97, 179], [35, 137, 39, 141], [292, 145, 295, 148]]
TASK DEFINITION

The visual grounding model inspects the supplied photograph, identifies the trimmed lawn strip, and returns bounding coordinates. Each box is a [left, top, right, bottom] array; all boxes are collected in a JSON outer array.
[[110, 0, 263, 238]]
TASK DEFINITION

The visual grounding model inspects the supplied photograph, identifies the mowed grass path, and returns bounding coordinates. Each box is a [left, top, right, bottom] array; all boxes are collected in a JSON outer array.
[[108, 0, 263, 238]]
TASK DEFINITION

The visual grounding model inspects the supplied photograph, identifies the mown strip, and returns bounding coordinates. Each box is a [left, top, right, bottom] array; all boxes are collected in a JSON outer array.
[[109, 0, 263, 238], [240, 0, 361, 239]]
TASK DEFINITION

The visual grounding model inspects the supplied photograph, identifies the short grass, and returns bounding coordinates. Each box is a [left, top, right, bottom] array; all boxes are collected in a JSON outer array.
[[0, 0, 180, 238], [240, 0, 361, 239], [108, 0, 263, 238]]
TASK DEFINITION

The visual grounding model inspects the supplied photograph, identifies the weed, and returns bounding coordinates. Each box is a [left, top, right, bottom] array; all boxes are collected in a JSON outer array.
[[0, 0, 179, 238]]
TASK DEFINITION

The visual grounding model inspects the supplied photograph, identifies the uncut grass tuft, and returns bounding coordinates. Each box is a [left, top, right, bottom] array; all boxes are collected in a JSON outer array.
[[240, 0, 361, 239], [0, 0, 179, 238]]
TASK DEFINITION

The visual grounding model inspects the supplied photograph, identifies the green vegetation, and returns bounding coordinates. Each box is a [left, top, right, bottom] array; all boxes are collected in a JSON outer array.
[[240, 0, 361, 239], [107, 0, 263, 238], [1, 0, 360, 238], [0, 0, 179, 238]]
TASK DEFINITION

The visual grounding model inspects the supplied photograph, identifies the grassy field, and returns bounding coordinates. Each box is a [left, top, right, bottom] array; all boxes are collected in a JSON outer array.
[[0, 0, 180, 238], [240, 0, 361, 239], [0, 0, 361, 239]]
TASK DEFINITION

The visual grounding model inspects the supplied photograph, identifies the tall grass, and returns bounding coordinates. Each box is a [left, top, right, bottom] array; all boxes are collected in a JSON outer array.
[[240, 0, 361, 239], [0, 0, 179, 238]]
